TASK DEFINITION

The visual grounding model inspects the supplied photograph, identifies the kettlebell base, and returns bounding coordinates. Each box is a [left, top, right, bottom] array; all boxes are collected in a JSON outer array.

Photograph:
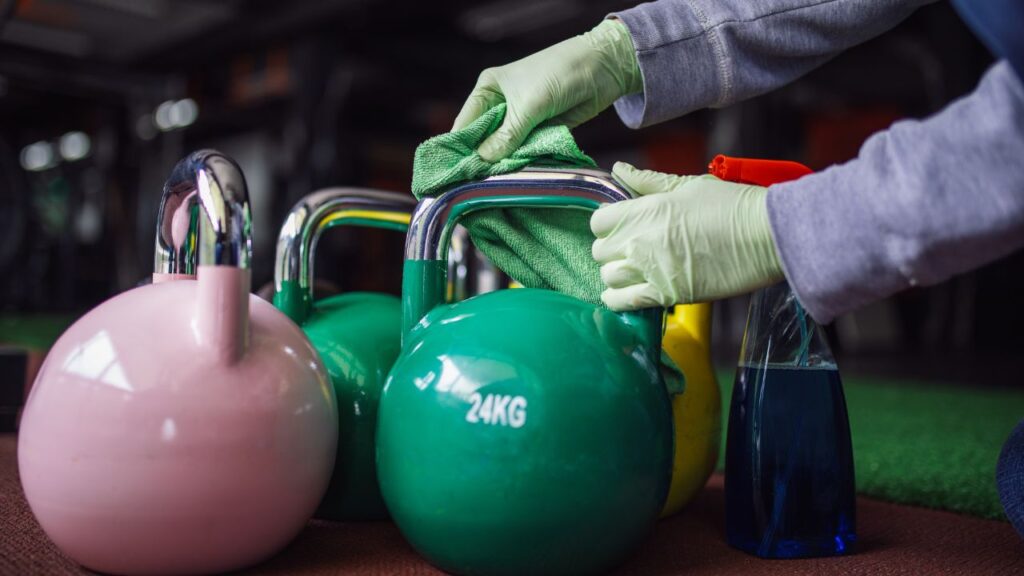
[[314, 493, 390, 522]]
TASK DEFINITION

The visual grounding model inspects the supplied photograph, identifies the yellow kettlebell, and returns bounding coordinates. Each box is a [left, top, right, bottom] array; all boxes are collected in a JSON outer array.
[[660, 302, 721, 517]]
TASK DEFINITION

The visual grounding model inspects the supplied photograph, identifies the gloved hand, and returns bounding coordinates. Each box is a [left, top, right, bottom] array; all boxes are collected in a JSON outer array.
[[591, 162, 785, 311], [453, 19, 641, 163]]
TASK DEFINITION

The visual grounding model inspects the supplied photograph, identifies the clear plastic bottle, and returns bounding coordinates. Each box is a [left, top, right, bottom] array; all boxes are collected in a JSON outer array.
[[725, 282, 856, 558]]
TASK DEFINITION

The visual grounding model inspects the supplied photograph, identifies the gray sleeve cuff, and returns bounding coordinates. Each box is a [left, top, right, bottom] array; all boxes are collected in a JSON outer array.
[[609, 0, 933, 129], [610, 1, 723, 128]]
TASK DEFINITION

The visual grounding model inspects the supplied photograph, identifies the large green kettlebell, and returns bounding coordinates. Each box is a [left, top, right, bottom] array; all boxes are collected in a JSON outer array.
[[274, 188, 416, 520], [377, 169, 674, 576]]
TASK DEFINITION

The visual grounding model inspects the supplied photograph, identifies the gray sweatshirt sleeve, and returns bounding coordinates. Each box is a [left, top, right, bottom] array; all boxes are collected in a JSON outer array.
[[768, 62, 1024, 323], [611, 0, 936, 128]]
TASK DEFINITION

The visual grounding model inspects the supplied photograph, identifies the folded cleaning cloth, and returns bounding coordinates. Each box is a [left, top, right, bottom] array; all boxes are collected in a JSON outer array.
[[411, 103, 604, 305]]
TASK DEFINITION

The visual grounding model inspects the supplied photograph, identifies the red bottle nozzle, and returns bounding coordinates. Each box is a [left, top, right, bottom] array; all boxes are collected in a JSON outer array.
[[709, 155, 813, 186]]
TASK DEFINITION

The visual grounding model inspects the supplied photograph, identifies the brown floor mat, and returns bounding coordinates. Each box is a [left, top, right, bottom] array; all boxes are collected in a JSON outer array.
[[2, 434, 1021, 575]]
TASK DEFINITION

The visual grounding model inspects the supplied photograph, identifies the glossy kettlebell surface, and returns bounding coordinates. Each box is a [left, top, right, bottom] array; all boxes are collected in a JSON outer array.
[[299, 291, 401, 519], [660, 303, 721, 517], [379, 288, 671, 576], [376, 170, 673, 576]]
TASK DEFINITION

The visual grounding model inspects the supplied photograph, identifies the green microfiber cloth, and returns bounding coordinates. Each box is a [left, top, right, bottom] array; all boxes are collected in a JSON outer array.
[[412, 104, 684, 395], [411, 103, 604, 305]]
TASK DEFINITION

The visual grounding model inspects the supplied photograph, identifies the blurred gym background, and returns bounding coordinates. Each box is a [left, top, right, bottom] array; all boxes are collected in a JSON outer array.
[[0, 0, 1016, 388]]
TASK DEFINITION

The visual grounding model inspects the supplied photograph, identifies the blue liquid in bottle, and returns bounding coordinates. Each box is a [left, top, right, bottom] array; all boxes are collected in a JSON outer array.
[[725, 364, 856, 558]]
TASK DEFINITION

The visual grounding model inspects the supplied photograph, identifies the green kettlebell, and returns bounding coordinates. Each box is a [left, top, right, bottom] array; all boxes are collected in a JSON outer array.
[[274, 188, 416, 521], [377, 169, 674, 576]]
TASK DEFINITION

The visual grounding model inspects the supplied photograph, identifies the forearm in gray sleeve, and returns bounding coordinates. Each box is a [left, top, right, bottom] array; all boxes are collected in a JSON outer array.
[[611, 0, 937, 128], [767, 62, 1024, 324]]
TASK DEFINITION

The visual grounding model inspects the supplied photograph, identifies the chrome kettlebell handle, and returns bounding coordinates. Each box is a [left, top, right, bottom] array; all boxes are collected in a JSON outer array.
[[400, 168, 643, 337], [154, 149, 252, 275], [275, 188, 416, 295], [405, 168, 631, 262], [273, 188, 416, 323]]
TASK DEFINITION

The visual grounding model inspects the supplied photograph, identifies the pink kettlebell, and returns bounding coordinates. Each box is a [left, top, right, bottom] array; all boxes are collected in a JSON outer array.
[[18, 150, 338, 575]]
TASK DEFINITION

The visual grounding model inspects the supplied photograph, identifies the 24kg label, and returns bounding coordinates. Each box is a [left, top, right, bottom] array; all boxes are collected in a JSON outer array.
[[466, 393, 527, 428]]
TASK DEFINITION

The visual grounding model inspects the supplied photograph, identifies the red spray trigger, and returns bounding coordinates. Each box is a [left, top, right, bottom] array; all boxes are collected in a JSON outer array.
[[709, 155, 812, 186]]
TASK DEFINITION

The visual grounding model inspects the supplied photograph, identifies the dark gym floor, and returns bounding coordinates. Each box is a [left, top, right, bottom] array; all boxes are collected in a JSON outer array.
[[2, 435, 1020, 576]]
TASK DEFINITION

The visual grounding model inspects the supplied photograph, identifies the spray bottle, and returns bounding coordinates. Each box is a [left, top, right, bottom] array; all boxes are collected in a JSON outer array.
[[714, 156, 856, 558]]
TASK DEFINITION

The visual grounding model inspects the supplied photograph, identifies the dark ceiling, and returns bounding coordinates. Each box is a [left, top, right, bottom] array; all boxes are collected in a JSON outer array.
[[0, 0, 638, 81], [0, 0, 650, 144]]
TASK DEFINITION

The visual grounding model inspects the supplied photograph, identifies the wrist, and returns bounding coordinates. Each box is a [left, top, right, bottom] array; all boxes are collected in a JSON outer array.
[[752, 188, 785, 282], [589, 19, 643, 97]]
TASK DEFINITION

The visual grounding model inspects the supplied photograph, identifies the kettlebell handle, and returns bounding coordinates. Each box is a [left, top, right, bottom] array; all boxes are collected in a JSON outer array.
[[273, 188, 416, 323], [152, 150, 254, 364], [154, 150, 252, 276], [401, 168, 642, 335], [405, 168, 630, 261]]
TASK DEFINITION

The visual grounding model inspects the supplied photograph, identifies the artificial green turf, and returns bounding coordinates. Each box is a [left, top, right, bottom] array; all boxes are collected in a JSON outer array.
[[0, 315, 76, 350], [716, 369, 1024, 520]]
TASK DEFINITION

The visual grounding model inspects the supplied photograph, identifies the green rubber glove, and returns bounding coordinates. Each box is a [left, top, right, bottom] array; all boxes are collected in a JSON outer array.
[[591, 162, 785, 311], [453, 19, 641, 163]]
